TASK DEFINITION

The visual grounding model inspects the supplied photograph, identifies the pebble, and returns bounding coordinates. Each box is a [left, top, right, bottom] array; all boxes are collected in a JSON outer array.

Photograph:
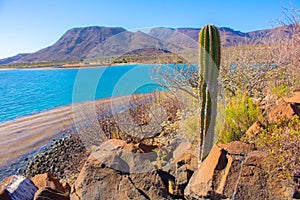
[[23, 135, 89, 181]]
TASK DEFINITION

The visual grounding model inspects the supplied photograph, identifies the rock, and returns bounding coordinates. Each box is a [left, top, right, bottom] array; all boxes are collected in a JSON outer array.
[[159, 142, 198, 198], [245, 121, 263, 140], [0, 189, 11, 200], [136, 143, 157, 153], [219, 141, 254, 155], [34, 188, 69, 200], [0, 175, 37, 200], [267, 101, 300, 123], [160, 164, 190, 198], [24, 135, 88, 182], [230, 151, 269, 199], [232, 151, 293, 200], [70, 139, 170, 200], [31, 173, 66, 194], [62, 182, 71, 194], [283, 92, 300, 104], [184, 144, 227, 199], [184, 142, 294, 200], [173, 142, 198, 171], [31, 173, 70, 200]]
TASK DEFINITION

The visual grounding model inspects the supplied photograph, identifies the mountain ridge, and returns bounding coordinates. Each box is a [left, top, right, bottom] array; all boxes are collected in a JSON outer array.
[[0, 25, 292, 65]]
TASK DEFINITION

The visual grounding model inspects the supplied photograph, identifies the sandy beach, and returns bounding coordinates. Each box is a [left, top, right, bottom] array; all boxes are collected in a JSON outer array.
[[0, 93, 154, 168]]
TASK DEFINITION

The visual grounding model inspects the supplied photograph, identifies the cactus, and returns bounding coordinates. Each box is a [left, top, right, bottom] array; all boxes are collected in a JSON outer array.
[[198, 24, 221, 163]]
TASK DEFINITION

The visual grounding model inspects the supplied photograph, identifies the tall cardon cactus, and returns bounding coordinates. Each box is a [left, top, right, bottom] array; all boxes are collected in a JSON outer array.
[[198, 24, 221, 163]]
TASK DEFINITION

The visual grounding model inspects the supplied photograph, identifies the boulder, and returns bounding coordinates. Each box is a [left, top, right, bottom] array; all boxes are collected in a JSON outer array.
[[34, 188, 69, 200], [0, 175, 37, 200], [70, 139, 170, 200], [245, 121, 263, 140], [184, 142, 294, 200], [62, 182, 71, 194], [136, 143, 157, 153], [284, 92, 300, 104], [173, 142, 198, 171], [268, 101, 300, 123], [31, 173, 66, 193], [159, 142, 198, 198], [184, 144, 228, 199], [218, 141, 254, 155], [31, 173, 70, 200], [0, 189, 11, 200]]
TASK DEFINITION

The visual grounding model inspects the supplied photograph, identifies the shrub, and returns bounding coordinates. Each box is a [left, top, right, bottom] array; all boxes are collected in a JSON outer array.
[[271, 83, 291, 99], [256, 117, 300, 183], [218, 91, 262, 143]]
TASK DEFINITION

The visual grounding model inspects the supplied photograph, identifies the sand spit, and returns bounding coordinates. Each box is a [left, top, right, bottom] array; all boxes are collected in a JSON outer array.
[[0, 93, 155, 168]]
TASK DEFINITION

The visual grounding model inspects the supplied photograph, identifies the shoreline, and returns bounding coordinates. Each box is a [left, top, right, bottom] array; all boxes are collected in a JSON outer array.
[[0, 92, 156, 169], [0, 62, 163, 70]]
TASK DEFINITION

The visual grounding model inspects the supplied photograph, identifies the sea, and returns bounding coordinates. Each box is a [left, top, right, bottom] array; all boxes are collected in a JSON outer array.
[[0, 64, 165, 123]]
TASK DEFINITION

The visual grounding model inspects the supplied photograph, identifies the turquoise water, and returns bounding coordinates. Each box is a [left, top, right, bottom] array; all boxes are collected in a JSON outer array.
[[0, 64, 163, 123]]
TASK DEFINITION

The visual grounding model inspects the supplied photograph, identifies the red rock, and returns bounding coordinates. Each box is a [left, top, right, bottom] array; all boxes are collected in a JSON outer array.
[[31, 173, 65, 194], [102, 139, 143, 153], [184, 144, 227, 199], [245, 121, 263, 139], [268, 102, 300, 123], [219, 141, 254, 155], [184, 142, 293, 200], [31, 173, 71, 200], [62, 182, 71, 194], [136, 143, 157, 153], [107, 139, 127, 148], [0, 189, 11, 200], [70, 139, 169, 199], [173, 142, 198, 171], [34, 188, 69, 200], [284, 92, 300, 104]]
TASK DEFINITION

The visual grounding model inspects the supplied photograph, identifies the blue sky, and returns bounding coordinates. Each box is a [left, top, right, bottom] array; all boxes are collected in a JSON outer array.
[[0, 0, 298, 59]]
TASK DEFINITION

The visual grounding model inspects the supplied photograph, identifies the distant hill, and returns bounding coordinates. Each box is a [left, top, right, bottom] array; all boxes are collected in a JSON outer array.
[[0, 53, 30, 65], [85, 30, 183, 59], [12, 26, 127, 64], [148, 25, 293, 47], [0, 25, 294, 65]]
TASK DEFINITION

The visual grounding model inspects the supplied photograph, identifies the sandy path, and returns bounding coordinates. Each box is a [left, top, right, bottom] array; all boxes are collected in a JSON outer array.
[[0, 93, 155, 168]]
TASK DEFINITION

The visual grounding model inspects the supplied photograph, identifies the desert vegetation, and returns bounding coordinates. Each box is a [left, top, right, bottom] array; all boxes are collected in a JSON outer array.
[[147, 5, 300, 194], [256, 117, 300, 181]]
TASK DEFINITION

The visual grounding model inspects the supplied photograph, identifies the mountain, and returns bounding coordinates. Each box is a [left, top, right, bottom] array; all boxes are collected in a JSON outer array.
[[12, 26, 127, 64], [86, 30, 183, 58], [148, 25, 294, 47], [0, 53, 30, 65], [148, 27, 251, 47], [0, 25, 294, 65], [1, 27, 182, 65]]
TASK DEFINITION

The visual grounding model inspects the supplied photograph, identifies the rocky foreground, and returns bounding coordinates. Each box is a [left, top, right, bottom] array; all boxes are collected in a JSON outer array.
[[0, 92, 300, 200], [0, 139, 297, 200]]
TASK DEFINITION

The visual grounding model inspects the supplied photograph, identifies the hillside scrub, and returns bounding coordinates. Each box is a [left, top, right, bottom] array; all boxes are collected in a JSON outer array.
[[255, 116, 300, 192], [221, 5, 300, 99], [218, 91, 262, 143]]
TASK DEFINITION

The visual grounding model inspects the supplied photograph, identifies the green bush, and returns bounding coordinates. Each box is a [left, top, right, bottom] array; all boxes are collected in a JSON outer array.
[[256, 116, 300, 181], [218, 91, 262, 143], [271, 83, 290, 99]]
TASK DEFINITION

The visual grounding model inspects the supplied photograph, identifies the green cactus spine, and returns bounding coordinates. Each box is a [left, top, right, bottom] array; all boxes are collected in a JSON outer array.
[[198, 24, 221, 163]]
